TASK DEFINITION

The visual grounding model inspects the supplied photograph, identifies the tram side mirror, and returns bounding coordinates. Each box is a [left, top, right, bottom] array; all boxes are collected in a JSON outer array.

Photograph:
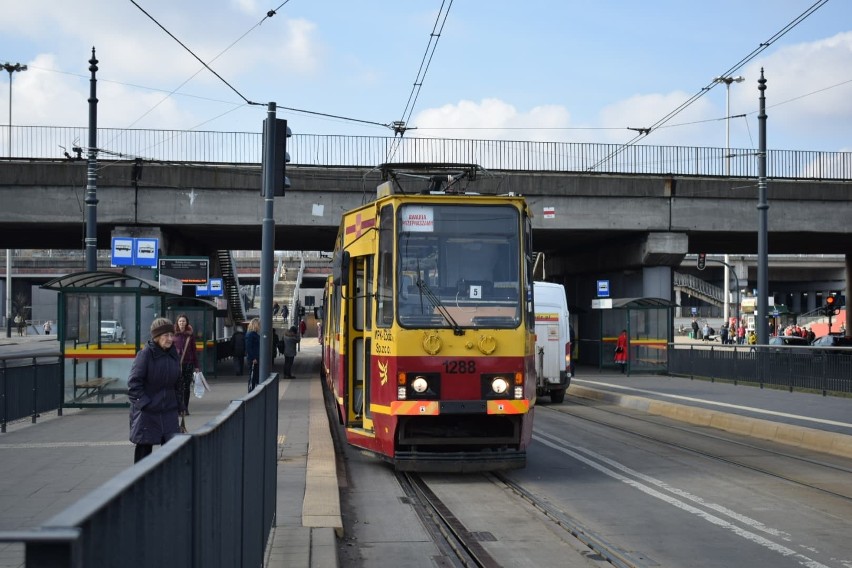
[[332, 251, 350, 286]]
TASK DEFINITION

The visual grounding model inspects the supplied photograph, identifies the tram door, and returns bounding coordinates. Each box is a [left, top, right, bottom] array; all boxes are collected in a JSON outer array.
[[349, 256, 374, 430]]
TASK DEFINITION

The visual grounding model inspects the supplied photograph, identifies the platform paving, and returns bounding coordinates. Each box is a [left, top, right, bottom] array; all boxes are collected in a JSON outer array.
[[0, 335, 339, 568]]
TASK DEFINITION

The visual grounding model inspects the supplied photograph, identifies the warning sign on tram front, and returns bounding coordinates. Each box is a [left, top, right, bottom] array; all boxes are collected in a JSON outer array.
[[400, 206, 434, 232]]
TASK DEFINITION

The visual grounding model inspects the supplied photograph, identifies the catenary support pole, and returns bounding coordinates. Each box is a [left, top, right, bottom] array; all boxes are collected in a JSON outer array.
[[5, 62, 27, 337], [757, 69, 769, 345], [85, 48, 99, 272]]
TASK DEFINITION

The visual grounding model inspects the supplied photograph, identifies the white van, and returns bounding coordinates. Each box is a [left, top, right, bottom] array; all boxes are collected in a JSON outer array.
[[533, 282, 572, 403]]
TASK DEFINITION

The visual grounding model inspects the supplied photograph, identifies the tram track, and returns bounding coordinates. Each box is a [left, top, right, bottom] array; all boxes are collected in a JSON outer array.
[[542, 399, 852, 502], [396, 472, 502, 568], [397, 470, 647, 568]]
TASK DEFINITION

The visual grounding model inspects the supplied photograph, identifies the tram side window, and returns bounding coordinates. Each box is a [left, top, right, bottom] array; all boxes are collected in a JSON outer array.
[[376, 204, 394, 328]]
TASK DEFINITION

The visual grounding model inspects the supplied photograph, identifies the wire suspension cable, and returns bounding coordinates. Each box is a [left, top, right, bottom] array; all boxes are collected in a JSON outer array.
[[586, 0, 829, 171], [386, 0, 454, 163], [128, 0, 261, 106]]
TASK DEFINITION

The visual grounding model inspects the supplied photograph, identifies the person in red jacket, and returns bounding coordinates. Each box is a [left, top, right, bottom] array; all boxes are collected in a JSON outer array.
[[614, 329, 628, 373]]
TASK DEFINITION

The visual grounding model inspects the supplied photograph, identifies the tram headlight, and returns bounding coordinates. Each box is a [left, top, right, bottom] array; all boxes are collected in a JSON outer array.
[[514, 386, 523, 399], [403, 372, 440, 399], [398, 386, 407, 400], [491, 377, 509, 395], [411, 376, 429, 393]]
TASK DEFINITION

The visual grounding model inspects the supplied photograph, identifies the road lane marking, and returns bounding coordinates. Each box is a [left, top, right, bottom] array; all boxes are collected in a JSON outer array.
[[535, 431, 831, 568], [575, 379, 852, 430]]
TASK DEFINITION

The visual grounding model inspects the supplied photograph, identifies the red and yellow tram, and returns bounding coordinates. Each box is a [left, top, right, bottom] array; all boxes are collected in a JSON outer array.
[[321, 172, 536, 472]]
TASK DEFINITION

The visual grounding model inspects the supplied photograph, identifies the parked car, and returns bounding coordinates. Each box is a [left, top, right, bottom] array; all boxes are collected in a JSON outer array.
[[769, 336, 810, 347], [100, 320, 125, 343], [810, 334, 852, 355]]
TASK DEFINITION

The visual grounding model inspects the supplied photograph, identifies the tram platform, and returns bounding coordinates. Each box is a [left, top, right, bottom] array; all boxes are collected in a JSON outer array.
[[0, 336, 339, 568], [569, 367, 852, 459]]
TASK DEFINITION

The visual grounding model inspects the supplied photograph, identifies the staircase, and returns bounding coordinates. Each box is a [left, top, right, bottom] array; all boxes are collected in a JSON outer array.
[[674, 272, 724, 307], [217, 250, 246, 325]]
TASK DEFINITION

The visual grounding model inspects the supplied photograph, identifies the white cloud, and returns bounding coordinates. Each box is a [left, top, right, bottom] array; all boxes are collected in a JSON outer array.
[[411, 98, 572, 142]]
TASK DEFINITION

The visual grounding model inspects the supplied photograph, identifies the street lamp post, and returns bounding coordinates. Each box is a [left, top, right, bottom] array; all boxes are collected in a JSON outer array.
[[3, 62, 27, 338], [714, 75, 744, 324]]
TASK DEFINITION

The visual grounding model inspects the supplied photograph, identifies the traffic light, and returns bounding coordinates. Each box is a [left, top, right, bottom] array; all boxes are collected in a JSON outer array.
[[262, 118, 291, 197], [697, 253, 706, 271], [824, 295, 839, 316]]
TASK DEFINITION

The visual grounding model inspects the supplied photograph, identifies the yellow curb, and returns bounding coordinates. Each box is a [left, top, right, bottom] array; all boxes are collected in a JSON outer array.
[[568, 385, 852, 459]]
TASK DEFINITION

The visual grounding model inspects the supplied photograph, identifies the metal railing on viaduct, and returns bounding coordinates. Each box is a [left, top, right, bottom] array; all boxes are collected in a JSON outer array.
[[3, 125, 852, 180]]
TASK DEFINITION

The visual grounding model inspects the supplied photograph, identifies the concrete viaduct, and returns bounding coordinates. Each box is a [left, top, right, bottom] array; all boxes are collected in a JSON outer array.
[[1, 159, 850, 315]]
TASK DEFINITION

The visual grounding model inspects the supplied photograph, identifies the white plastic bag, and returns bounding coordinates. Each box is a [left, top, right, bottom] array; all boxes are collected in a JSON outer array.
[[193, 371, 210, 398]]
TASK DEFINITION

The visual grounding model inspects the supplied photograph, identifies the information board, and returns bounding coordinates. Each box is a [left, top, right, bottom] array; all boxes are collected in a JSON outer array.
[[158, 257, 209, 284]]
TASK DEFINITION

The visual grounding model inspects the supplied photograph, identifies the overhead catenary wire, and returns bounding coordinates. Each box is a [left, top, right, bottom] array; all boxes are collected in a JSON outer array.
[[124, 0, 392, 137], [385, 0, 454, 163], [585, 0, 830, 171], [128, 0, 262, 106]]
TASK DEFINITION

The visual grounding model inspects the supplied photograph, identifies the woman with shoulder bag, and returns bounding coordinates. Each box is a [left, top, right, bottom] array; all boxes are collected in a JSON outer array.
[[173, 314, 199, 414]]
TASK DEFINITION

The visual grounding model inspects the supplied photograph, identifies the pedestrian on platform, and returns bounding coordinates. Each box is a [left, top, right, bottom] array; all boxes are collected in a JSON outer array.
[[246, 318, 261, 391], [614, 329, 628, 373], [231, 326, 246, 376], [43, 321, 51, 335], [298, 318, 307, 352], [281, 326, 299, 378], [14, 314, 24, 336], [272, 327, 281, 358], [173, 314, 199, 415], [128, 318, 185, 463]]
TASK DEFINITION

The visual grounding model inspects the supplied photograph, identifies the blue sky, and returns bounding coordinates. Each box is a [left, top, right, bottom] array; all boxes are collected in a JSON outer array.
[[2, 0, 851, 154]]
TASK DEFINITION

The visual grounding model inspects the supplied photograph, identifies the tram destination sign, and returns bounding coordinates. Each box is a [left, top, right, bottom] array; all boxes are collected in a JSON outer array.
[[158, 257, 209, 284]]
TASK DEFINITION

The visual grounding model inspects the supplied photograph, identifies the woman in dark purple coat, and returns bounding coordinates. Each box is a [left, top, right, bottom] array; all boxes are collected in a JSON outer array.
[[128, 317, 186, 463], [172, 313, 199, 414]]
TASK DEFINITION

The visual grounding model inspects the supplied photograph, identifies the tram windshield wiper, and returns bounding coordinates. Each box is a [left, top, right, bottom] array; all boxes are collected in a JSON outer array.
[[416, 279, 464, 336]]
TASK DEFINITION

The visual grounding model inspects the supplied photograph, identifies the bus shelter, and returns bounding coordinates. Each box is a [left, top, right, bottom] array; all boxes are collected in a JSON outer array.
[[597, 297, 675, 374], [42, 271, 176, 408]]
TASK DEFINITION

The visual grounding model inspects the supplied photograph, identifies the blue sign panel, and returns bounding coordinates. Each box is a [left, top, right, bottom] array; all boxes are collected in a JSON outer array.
[[208, 278, 223, 296], [111, 237, 134, 266], [596, 279, 610, 298], [135, 238, 159, 267]]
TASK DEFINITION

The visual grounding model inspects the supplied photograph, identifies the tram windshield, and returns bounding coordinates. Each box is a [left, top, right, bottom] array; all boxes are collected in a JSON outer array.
[[397, 203, 521, 329]]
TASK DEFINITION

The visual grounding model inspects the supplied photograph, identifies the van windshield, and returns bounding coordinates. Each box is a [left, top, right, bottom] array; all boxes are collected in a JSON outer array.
[[396, 204, 521, 329]]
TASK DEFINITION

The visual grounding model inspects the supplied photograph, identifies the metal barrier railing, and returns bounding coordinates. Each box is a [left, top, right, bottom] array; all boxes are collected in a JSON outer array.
[[668, 344, 852, 395], [0, 353, 64, 432], [0, 373, 279, 567], [3, 125, 852, 180]]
